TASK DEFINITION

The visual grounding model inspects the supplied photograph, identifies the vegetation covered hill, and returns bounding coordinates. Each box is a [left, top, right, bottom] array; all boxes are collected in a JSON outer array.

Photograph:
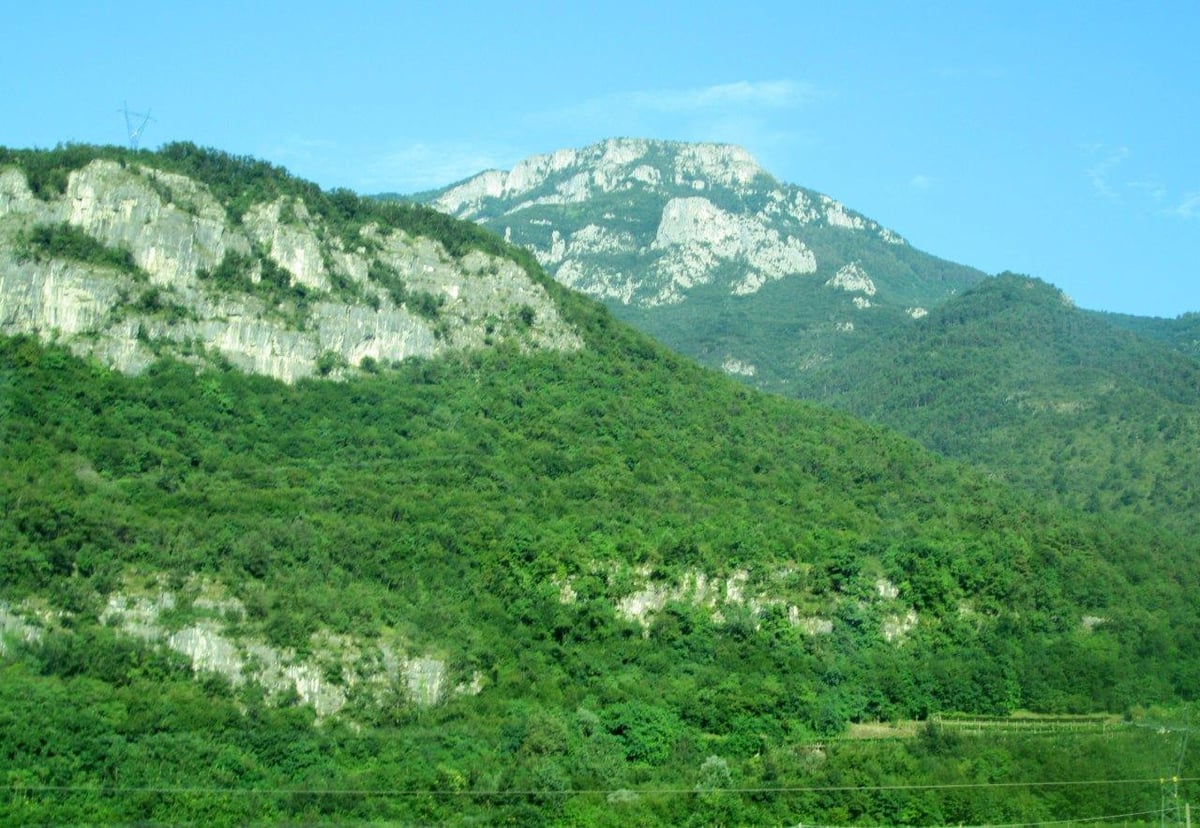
[[5, 329, 1199, 823], [796, 273, 1200, 540], [410, 139, 1200, 557], [2, 147, 1197, 824], [1094, 308, 1200, 360]]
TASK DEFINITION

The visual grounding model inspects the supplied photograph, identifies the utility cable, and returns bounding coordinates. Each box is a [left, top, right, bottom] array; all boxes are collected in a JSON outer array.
[[5, 775, 1196, 798]]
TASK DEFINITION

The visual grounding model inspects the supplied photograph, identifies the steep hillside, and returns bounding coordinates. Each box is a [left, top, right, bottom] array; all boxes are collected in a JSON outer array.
[[410, 138, 985, 392], [6, 331, 1199, 823], [799, 273, 1200, 536], [0, 144, 579, 382], [2, 148, 1197, 824]]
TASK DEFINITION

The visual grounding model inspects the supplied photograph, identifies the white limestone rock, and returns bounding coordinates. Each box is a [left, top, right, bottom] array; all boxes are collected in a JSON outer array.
[[0, 161, 582, 382], [95, 580, 463, 716], [64, 160, 240, 285], [0, 602, 45, 655], [722, 357, 757, 377], [826, 262, 876, 296], [882, 609, 919, 643], [242, 197, 330, 291]]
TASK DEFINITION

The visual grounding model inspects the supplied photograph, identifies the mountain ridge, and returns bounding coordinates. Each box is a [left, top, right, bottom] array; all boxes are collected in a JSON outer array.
[[797, 271, 1200, 535], [409, 137, 986, 392], [413, 140, 1200, 537]]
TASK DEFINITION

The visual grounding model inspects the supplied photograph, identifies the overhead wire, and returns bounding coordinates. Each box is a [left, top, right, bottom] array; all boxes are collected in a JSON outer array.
[[5, 775, 1196, 798]]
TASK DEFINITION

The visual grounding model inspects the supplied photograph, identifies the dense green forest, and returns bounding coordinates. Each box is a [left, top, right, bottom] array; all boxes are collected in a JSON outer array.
[[2, 146, 1198, 823], [1095, 308, 1200, 360], [3, 324, 1198, 821], [796, 274, 1200, 542]]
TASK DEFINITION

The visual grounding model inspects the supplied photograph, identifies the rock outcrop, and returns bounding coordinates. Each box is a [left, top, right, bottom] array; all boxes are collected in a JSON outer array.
[[419, 138, 985, 391], [87, 580, 483, 717], [428, 138, 908, 311], [0, 158, 582, 381]]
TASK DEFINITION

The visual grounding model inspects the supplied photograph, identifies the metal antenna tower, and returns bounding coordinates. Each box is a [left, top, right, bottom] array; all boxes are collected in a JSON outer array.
[[118, 102, 154, 150]]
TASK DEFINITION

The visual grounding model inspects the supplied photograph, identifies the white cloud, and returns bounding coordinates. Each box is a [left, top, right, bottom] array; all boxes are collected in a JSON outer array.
[[263, 135, 335, 171], [538, 80, 817, 131], [909, 174, 934, 191], [1084, 145, 1129, 199], [265, 81, 819, 194], [1172, 191, 1200, 219], [1126, 178, 1166, 202], [525, 79, 819, 164], [620, 80, 818, 113], [262, 134, 512, 194], [934, 65, 1008, 81], [1080, 144, 1196, 222]]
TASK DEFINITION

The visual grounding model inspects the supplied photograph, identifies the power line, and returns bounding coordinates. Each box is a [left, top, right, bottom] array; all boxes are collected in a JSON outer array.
[[915, 810, 1162, 828], [6, 776, 1195, 799]]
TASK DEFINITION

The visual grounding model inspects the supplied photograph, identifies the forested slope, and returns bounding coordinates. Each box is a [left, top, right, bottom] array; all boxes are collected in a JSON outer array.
[[3, 323, 1198, 821], [1094, 308, 1200, 360], [797, 274, 1200, 540], [2, 150, 1198, 824]]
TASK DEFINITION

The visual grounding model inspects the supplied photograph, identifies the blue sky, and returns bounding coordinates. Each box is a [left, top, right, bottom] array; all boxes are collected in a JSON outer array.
[[3, 1, 1197, 317]]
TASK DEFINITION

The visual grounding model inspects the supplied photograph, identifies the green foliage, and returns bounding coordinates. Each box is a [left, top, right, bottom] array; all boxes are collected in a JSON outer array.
[[602, 702, 682, 764], [365, 260, 444, 319], [127, 287, 192, 323], [0, 646, 1192, 824], [196, 248, 311, 323], [366, 260, 408, 305], [3, 329, 1197, 731], [408, 289, 445, 320], [1094, 308, 1200, 360], [797, 273, 1200, 541], [315, 350, 346, 376], [15, 222, 145, 278], [0, 143, 127, 198]]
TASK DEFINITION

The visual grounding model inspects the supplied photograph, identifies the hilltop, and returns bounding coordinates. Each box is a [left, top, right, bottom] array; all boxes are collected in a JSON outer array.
[[794, 273, 1200, 538], [409, 137, 985, 391]]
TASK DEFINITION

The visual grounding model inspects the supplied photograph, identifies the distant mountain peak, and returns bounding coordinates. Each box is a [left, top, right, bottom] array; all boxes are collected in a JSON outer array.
[[433, 138, 769, 220], [415, 137, 983, 392], [425, 137, 921, 312]]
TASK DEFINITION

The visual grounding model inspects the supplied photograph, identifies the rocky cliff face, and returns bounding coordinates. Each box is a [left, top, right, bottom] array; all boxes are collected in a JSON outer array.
[[419, 138, 984, 391], [429, 138, 916, 310], [4, 575, 479, 719], [0, 158, 582, 382]]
